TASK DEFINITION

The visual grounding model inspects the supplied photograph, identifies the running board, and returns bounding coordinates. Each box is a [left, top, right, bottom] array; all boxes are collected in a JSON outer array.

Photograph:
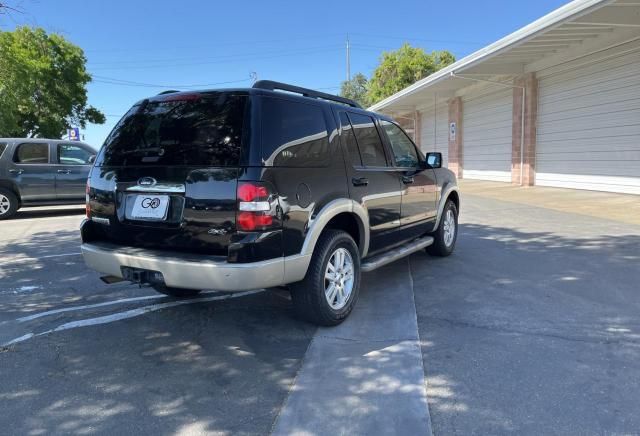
[[361, 236, 434, 272]]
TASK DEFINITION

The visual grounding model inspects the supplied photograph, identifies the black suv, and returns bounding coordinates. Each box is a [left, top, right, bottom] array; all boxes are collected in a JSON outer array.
[[81, 81, 459, 326], [0, 138, 96, 219]]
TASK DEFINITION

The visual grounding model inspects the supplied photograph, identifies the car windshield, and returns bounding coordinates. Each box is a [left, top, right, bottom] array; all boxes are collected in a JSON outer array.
[[97, 93, 248, 167]]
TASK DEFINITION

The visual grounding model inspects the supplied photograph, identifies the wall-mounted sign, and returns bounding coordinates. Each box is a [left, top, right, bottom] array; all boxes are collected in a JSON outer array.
[[449, 122, 456, 142]]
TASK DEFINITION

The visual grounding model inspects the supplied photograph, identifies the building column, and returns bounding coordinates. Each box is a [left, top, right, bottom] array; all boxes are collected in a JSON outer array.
[[414, 110, 422, 148], [511, 72, 538, 186], [448, 97, 463, 178]]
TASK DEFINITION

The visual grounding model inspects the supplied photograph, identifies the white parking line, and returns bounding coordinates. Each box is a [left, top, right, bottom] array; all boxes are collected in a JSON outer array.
[[11, 289, 237, 323], [0, 252, 82, 266], [40, 252, 82, 259], [15, 294, 164, 322], [3, 289, 265, 347]]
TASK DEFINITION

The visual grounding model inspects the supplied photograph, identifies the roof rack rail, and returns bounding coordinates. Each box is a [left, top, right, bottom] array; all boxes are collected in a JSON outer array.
[[253, 80, 362, 108], [157, 90, 180, 95]]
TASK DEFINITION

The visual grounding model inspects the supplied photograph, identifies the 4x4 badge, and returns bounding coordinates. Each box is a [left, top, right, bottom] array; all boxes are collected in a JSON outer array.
[[138, 177, 157, 187]]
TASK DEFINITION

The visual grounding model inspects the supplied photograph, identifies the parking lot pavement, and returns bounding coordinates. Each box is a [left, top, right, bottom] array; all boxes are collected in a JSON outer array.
[[412, 192, 640, 435], [1, 190, 639, 435], [0, 207, 317, 435]]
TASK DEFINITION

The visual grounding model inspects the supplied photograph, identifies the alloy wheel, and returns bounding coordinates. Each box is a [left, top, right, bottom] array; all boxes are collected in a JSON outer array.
[[324, 247, 355, 310], [0, 194, 10, 216], [443, 209, 456, 247]]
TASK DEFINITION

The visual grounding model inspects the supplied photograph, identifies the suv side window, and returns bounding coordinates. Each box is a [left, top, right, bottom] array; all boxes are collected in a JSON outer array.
[[347, 113, 388, 167], [58, 144, 93, 165], [338, 112, 362, 166], [381, 121, 420, 167], [261, 97, 330, 167], [0, 143, 7, 158], [14, 143, 49, 164]]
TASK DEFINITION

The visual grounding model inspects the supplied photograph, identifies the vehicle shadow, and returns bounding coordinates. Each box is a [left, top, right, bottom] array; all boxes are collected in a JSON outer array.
[[410, 222, 640, 434]]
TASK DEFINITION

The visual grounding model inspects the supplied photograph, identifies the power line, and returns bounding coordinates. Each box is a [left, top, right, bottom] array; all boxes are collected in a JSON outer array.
[[88, 47, 344, 72], [84, 34, 345, 54], [348, 32, 484, 46], [87, 44, 344, 66], [91, 76, 251, 89]]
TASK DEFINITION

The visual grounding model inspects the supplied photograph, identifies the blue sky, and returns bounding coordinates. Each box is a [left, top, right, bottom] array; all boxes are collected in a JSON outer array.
[[5, 0, 569, 147]]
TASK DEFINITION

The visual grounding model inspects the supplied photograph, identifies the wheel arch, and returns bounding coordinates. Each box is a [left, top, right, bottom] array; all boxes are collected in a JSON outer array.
[[432, 184, 460, 232], [0, 180, 21, 204], [301, 199, 369, 259]]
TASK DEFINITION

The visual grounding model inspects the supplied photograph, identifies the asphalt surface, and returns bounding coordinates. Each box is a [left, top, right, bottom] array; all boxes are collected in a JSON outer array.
[[1, 192, 639, 435]]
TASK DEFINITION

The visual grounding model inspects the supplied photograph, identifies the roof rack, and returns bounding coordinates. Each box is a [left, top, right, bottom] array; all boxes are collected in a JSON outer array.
[[157, 90, 180, 95], [253, 80, 362, 108]]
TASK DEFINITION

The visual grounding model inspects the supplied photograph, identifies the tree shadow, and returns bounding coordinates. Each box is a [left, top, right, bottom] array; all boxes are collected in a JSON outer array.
[[0, 291, 316, 435]]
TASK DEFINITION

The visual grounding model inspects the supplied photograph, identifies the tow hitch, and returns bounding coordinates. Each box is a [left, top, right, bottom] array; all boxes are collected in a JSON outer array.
[[117, 267, 166, 286]]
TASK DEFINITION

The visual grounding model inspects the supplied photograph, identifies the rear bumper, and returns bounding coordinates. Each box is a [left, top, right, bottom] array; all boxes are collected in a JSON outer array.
[[81, 242, 310, 291]]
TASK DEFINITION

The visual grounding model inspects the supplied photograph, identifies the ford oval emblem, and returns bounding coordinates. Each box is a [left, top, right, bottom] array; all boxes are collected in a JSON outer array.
[[138, 177, 157, 187]]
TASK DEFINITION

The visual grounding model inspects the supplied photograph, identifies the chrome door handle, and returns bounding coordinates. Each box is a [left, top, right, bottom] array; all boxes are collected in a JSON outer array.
[[402, 176, 415, 184], [352, 177, 369, 187], [9, 169, 24, 175], [57, 169, 71, 174]]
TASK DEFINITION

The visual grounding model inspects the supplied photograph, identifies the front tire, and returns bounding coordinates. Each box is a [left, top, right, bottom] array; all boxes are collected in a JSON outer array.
[[152, 285, 202, 298], [0, 188, 19, 220], [291, 230, 361, 326], [427, 200, 458, 257]]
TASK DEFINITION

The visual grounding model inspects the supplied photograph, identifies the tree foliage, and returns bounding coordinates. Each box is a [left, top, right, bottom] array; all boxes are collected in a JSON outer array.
[[339, 73, 370, 108], [0, 26, 105, 138], [367, 43, 455, 105]]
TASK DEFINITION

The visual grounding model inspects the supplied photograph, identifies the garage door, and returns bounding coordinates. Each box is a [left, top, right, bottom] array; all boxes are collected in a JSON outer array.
[[420, 104, 449, 167], [463, 87, 513, 182], [536, 43, 640, 194]]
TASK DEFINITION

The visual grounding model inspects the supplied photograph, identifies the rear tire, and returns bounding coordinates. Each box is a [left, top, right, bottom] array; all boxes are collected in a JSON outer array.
[[152, 285, 202, 298], [0, 188, 19, 220], [427, 200, 458, 257], [291, 230, 361, 326]]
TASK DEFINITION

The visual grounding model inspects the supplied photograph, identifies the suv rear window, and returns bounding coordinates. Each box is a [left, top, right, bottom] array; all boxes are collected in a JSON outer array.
[[261, 97, 329, 167], [97, 93, 248, 167], [15, 143, 49, 164], [0, 143, 6, 158]]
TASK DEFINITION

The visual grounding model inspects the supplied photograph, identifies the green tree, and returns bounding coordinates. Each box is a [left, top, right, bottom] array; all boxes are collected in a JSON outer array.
[[340, 72, 370, 108], [0, 26, 105, 138], [367, 44, 455, 105]]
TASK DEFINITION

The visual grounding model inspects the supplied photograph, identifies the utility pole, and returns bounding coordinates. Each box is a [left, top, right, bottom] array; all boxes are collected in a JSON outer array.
[[346, 35, 351, 82], [250, 71, 258, 85]]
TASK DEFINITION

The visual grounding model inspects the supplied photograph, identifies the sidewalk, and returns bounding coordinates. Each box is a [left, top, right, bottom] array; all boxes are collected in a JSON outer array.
[[458, 180, 640, 226]]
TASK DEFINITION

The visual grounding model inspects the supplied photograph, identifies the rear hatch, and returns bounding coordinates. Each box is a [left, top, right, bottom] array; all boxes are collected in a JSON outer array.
[[88, 91, 248, 255]]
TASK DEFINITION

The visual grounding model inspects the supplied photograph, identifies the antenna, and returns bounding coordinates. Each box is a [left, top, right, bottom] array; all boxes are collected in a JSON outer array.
[[346, 35, 351, 81]]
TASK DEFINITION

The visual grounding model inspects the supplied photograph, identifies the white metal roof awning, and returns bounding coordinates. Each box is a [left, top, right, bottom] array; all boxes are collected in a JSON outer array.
[[370, 0, 640, 114]]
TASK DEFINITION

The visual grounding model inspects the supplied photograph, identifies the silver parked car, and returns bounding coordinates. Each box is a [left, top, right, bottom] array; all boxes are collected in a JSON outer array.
[[0, 138, 96, 219]]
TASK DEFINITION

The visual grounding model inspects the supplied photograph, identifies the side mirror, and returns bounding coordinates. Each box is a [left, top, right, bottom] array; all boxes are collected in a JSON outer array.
[[88, 155, 96, 164], [426, 152, 442, 169]]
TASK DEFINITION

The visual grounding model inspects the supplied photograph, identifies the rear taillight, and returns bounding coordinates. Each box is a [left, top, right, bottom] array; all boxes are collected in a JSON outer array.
[[85, 180, 91, 218], [236, 181, 279, 231]]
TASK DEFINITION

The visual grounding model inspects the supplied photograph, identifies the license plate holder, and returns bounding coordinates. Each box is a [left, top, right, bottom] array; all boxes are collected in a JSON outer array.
[[129, 194, 170, 221]]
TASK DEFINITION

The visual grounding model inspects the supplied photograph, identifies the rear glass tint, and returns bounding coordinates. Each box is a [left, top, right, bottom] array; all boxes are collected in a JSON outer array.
[[347, 113, 388, 167], [338, 112, 362, 166], [261, 97, 329, 167], [97, 93, 248, 167]]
